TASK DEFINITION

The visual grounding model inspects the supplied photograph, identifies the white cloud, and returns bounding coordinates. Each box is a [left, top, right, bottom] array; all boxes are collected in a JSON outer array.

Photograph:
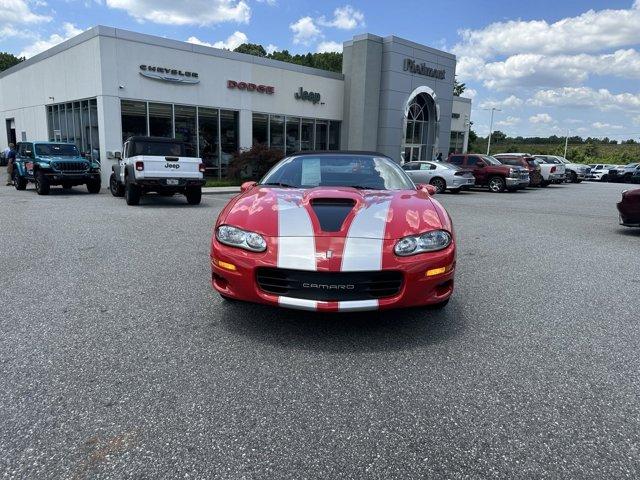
[[462, 88, 477, 99], [187, 31, 248, 50], [496, 116, 521, 127], [479, 95, 523, 109], [318, 5, 365, 30], [265, 43, 278, 54], [19, 23, 83, 58], [454, 4, 640, 59], [530, 87, 640, 111], [529, 113, 554, 124], [633, 115, 640, 126], [592, 122, 623, 129], [0, 0, 51, 24], [316, 40, 342, 53], [290, 16, 321, 45], [105, 0, 250, 26]]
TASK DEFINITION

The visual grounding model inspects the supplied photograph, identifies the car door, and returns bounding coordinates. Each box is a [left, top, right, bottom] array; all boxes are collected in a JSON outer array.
[[18, 143, 35, 179], [466, 155, 485, 184], [119, 141, 129, 183]]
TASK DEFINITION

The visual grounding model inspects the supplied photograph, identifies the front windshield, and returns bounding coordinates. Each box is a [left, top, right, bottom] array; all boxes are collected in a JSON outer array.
[[35, 144, 80, 157], [483, 156, 502, 165], [260, 154, 415, 190]]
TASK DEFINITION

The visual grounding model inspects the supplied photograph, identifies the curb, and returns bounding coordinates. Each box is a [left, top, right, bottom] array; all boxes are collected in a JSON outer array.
[[202, 188, 240, 195]]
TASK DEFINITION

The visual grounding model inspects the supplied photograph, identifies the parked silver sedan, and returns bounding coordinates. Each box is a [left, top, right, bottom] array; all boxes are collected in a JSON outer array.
[[402, 161, 475, 193]]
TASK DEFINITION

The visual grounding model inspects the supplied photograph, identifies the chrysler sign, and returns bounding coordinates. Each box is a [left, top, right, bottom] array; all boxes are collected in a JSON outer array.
[[139, 65, 200, 85], [403, 59, 445, 80]]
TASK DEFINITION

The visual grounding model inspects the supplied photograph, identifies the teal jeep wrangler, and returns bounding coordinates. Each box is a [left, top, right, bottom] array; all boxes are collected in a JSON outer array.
[[12, 141, 101, 195]]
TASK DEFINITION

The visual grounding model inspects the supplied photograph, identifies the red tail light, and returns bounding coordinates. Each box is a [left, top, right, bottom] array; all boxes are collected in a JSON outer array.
[[199, 163, 206, 173], [550, 166, 556, 173], [135, 161, 144, 171]]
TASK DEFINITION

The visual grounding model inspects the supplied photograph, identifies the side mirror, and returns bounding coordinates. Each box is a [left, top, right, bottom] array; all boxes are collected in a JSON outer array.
[[240, 181, 257, 193], [114, 151, 122, 160]]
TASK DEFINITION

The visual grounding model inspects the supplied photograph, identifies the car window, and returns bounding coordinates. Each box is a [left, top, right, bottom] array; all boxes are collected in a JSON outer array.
[[449, 155, 464, 166], [467, 156, 481, 166], [260, 154, 415, 190], [420, 163, 435, 170], [483, 156, 502, 165], [499, 158, 519, 166]]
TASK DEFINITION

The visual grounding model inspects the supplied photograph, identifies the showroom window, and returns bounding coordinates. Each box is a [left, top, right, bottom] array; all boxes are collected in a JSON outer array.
[[252, 114, 340, 153], [148, 103, 172, 138], [46, 98, 100, 161], [119, 100, 239, 178]]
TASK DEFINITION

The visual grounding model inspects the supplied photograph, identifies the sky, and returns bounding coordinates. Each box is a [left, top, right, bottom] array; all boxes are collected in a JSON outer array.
[[1, 0, 640, 141]]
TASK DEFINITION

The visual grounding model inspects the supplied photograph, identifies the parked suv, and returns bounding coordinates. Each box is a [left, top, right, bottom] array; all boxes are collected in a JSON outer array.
[[493, 153, 543, 187], [587, 164, 617, 182], [448, 154, 529, 192], [608, 163, 640, 183], [12, 141, 101, 195], [109, 136, 206, 206]]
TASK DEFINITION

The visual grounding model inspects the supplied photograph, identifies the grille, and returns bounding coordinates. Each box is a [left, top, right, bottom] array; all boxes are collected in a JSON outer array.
[[256, 268, 403, 301], [52, 161, 88, 173]]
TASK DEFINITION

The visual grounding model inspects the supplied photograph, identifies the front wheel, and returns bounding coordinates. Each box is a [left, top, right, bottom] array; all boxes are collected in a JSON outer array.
[[569, 171, 578, 183], [109, 173, 125, 197], [601, 175, 608, 182], [540, 181, 549, 187], [429, 177, 446, 194], [185, 186, 202, 205], [86, 179, 101, 194], [125, 177, 141, 205], [13, 171, 27, 190], [488, 176, 506, 193], [35, 171, 50, 195]]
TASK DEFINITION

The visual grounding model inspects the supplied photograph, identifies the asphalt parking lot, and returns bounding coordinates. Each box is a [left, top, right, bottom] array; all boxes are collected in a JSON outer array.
[[1, 179, 639, 479]]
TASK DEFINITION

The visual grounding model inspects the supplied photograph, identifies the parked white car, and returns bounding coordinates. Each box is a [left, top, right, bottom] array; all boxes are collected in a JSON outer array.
[[401, 161, 475, 193], [535, 155, 589, 183], [532, 156, 566, 186], [109, 136, 205, 205], [587, 164, 618, 182]]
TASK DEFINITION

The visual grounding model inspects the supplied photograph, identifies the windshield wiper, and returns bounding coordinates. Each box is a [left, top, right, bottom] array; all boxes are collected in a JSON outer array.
[[261, 182, 296, 188], [347, 185, 376, 190]]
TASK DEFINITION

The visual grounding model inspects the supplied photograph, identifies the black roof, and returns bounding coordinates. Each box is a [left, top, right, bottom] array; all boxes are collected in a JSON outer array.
[[125, 136, 187, 144]]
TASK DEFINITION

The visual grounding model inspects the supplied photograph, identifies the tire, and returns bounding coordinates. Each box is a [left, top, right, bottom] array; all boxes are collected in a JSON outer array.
[[488, 176, 506, 193], [540, 181, 549, 187], [449, 188, 461, 194], [429, 177, 446, 194], [34, 171, 50, 195], [13, 171, 27, 191], [86, 179, 101, 194], [62, 182, 72, 190], [109, 173, 125, 197], [569, 171, 578, 183], [601, 175, 608, 182], [185, 186, 202, 205], [125, 176, 141, 205]]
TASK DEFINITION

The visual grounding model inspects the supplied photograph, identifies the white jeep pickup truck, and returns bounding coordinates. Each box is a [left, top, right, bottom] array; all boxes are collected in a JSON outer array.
[[109, 136, 206, 206], [533, 156, 566, 186]]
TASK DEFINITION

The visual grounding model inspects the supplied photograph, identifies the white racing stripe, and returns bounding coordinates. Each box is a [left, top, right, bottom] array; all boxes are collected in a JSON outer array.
[[338, 300, 379, 311], [277, 195, 316, 271], [279, 296, 318, 311], [341, 199, 392, 272]]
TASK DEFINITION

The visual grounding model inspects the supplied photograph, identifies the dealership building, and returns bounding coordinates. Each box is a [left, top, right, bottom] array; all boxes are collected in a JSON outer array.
[[0, 26, 471, 184]]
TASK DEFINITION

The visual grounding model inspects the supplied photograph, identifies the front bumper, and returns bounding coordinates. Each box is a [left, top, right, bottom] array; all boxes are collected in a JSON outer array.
[[45, 171, 100, 183], [618, 201, 640, 227], [211, 239, 456, 312], [506, 177, 530, 188]]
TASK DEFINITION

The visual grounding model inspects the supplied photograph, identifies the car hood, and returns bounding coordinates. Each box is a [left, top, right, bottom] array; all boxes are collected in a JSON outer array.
[[218, 186, 447, 239]]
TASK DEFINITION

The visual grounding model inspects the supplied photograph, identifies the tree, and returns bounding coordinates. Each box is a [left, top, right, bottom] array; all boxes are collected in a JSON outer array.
[[491, 130, 507, 143], [453, 79, 466, 96], [468, 129, 478, 143], [0, 52, 24, 72], [233, 43, 267, 57]]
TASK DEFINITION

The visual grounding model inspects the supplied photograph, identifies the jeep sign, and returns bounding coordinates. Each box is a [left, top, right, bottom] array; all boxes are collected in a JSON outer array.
[[294, 87, 321, 104]]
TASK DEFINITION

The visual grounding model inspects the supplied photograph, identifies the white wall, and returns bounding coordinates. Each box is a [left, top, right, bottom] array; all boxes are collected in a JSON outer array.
[[452, 97, 472, 153]]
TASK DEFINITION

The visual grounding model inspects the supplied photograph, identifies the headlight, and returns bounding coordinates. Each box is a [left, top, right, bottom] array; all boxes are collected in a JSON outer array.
[[216, 225, 267, 252], [394, 230, 451, 256], [509, 168, 519, 178]]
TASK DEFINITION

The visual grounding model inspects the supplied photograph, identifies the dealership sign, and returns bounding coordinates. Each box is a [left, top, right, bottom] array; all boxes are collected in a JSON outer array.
[[294, 87, 321, 104], [227, 80, 275, 94], [139, 65, 199, 84], [403, 59, 445, 80]]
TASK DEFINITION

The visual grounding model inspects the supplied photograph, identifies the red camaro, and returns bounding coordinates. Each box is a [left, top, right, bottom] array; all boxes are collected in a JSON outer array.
[[617, 188, 640, 227], [210, 152, 456, 312]]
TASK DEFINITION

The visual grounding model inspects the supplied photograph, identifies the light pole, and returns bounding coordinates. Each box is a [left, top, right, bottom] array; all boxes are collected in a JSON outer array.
[[483, 107, 501, 155], [563, 129, 569, 159]]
